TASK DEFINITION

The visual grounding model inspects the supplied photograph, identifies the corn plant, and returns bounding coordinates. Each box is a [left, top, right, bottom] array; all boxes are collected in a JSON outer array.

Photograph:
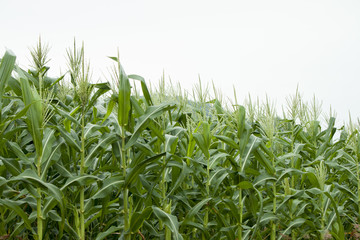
[[1, 41, 360, 239]]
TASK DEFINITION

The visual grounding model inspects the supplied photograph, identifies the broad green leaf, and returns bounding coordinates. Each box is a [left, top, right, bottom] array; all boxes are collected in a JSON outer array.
[[209, 152, 228, 169], [95, 225, 122, 240], [167, 160, 191, 197], [324, 191, 345, 239], [1, 157, 21, 176], [214, 134, 238, 149], [9, 169, 64, 211], [0, 50, 16, 108], [62, 174, 99, 189], [253, 173, 277, 187], [152, 206, 183, 240], [209, 168, 229, 194], [86, 82, 110, 112], [52, 104, 80, 127], [181, 220, 210, 238], [18, 67, 43, 154], [85, 133, 117, 167], [165, 134, 178, 154], [125, 103, 176, 149], [7, 141, 32, 164], [40, 128, 56, 165], [183, 197, 212, 222], [84, 123, 108, 139], [41, 138, 63, 179], [116, 60, 131, 127], [129, 207, 152, 233], [241, 135, 261, 172], [193, 132, 210, 159], [306, 172, 320, 189], [125, 152, 166, 188], [0, 199, 33, 232], [55, 126, 81, 152], [279, 218, 306, 236], [253, 148, 275, 175], [92, 175, 124, 199], [238, 181, 253, 189], [260, 213, 278, 225], [128, 74, 153, 106], [276, 168, 304, 183]]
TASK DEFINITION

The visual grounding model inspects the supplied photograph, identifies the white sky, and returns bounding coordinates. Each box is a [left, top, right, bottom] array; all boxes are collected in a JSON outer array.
[[1, 0, 360, 125]]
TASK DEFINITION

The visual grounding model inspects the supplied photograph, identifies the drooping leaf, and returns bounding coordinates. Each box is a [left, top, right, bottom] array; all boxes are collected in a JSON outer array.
[[152, 206, 183, 240], [129, 207, 153, 233]]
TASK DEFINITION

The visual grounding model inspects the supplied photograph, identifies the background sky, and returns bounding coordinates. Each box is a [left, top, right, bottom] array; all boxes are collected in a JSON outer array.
[[1, 0, 360, 125]]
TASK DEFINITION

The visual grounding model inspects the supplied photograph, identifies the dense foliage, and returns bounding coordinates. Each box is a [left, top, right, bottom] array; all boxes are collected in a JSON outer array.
[[1, 42, 360, 240]]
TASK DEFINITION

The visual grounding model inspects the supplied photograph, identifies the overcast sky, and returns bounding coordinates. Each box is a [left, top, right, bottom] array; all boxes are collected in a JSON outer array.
[[1, 0, 360, 125]]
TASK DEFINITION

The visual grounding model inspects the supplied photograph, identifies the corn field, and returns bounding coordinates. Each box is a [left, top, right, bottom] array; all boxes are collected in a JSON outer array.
[[1, 41, 360, 240]]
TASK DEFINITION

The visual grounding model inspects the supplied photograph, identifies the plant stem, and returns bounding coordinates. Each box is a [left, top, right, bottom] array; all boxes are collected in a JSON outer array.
[[165, 201, 172, 240], [161, 155, 171, 240], [36, 188, 43, 240], [271, 182, 276, 240], [237, 153, 243, 240], [270, 139, 276, 240], [203, 156, 210, 239], [36, 155, 43, 240], [121, 126, 130, 240], [79, 112, 85, 240], [238, 188, 243, 240], [320, 194, 325, 240]]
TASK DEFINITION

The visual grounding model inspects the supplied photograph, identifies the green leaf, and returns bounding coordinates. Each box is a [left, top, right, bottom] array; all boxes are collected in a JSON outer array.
[[125, 103, 176, 149], [241, 135, 261, 172], [9, 169, 64, 211], [7, 141, 32, 164], [125, 152, 166, 188], [214, 135, 238, 149], [55, 126, 81, 152], [52, 104, 80, 127], [253, 173, 277, 187], [102, 96, 116, 123], [280, 218, 306, 236], [116, 60, 131, 127], [0, 50, 16, 108], [165, 134, 178, 154], [209, 152, 228, 169], [193, 132, 210, 159], [62, 175, 99, 189], [128, 74, 153, 106], [276, 168, 304, 184], [95, 225, 122, 240], [18, 67, 43, 153], [238, 181, 253, 189], [254, 150, 275, 175], [324, 191, 345, 239], [86, 82, 110, 112], [40, 128, 56, 165], [306, 172, 320, 189], [0, 199, 34, 232], [183, 197, 212, 222], [85, 133, 117, 167], [41, 138, 64, 180], [152, 206, 183, 240], [0, 157, 21, 176], [260, 213, 278, 225], [129, 207, 153, 233], [92, 175, 124, 199], [167, 160, 191, 197], [84, 123, 108, 139]]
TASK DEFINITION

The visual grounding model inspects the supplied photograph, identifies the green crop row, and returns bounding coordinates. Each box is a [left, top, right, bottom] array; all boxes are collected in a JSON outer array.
[[0, 40, 359, 239]]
